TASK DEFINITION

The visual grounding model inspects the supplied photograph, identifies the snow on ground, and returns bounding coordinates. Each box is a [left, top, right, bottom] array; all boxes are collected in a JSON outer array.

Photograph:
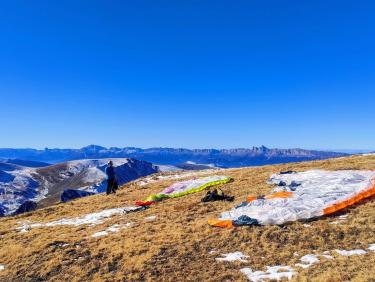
[[136, 169, 223, 186], [321, 251, 334, 260], [216, 252, 249, 262], [335, 249, 367, 256], [0, 265, 4, 271], [237, 246, 370, 281], [91, 223, 133, 238], [240, 266, 295, 282], [329, 214, 349, 225], [295, 254, 320, 269], [91, 230, 108, 238], [144, 215, 157, 221], [17, 206, 141, 232]]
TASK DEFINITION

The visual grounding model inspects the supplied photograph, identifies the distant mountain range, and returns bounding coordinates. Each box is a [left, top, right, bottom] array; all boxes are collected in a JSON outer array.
[[0, 145, 348, 168], [0, 158, 51, 168]]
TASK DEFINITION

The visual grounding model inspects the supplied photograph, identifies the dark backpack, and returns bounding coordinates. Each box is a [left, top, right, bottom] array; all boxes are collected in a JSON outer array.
[[201, 188, 234, 202]]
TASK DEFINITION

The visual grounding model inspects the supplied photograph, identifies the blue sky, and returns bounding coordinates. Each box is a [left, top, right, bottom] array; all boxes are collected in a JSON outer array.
[[0, 1, 374, 150]]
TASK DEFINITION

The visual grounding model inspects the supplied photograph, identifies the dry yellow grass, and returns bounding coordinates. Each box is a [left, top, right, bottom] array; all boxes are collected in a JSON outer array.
[[1, 154, 375, 282]]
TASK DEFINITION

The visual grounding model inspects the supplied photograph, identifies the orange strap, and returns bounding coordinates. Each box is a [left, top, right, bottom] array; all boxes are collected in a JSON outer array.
[[265, 191, 293, 199], [208, 219, 233, 228], [247, 196, 257, 202]]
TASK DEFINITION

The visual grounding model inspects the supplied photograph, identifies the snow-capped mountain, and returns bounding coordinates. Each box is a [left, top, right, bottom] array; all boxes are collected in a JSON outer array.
[[0, 158, 158, 216], [0, 145, 348, 167], [0, 164, 41, 216]]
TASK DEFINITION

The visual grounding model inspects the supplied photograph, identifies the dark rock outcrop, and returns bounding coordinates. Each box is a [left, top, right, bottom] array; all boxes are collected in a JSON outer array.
[[13, 201, 37, 215], [61, 189, 96, 202]]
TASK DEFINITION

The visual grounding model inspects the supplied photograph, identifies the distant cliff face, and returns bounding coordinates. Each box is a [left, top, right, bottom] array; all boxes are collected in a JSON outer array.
[[0, 145, 347, 168], [0, 158, 158, 216]]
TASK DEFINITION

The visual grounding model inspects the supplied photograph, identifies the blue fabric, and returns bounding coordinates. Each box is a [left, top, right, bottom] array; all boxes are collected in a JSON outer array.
[[61, 189, 96, 202], [105, 166, 116, 180], [235, 201, 249, 209], [233, 215, 259, 226]]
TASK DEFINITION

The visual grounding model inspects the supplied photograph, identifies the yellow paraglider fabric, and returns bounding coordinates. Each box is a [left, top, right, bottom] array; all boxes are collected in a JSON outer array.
[[136, 175, 231, 206]]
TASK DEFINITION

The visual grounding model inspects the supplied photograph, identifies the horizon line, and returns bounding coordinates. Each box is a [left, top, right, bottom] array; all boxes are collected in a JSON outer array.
[[0, 144, 373, 153]]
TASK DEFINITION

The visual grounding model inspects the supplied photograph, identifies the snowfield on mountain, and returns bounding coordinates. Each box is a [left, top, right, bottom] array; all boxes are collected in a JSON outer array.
[[0, 154, 375, 281], [0, 158, 158, 215]]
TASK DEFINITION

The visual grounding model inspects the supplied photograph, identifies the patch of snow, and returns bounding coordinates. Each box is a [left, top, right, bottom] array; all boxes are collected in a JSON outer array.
[[319, 251, 334, 260], [241, 266, 295, 282], [216, 252, 249, 262], [17, 222, 31, 233], [17, 206, 140, 231], [91, 231, 108, 238], [295, 254, 319, 269], [91, 223, 132, 238], [335, 249, 367, 256], [42, 207, 134, 226], [368, 244, 375, 251], [0, 265, 4, 271], [303, 224, 311, 228], [329, 215, 349, 225], [145, 215, 157, 221], [329, 221, 341, 225]]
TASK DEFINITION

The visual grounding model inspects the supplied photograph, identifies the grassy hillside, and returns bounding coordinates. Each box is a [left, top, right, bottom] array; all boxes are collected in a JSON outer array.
[[1, 155, 375, 281]]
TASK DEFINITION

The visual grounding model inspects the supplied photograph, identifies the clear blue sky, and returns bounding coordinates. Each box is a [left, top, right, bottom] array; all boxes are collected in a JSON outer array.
[[0, 1, 374, 150]]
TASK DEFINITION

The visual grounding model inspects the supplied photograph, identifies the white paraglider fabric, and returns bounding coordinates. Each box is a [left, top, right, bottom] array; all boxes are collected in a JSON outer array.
[[218, 170, 375, 226]]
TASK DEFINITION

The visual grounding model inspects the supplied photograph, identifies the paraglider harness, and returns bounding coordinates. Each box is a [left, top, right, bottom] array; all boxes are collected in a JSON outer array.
[[201, 188, 234, 202]]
